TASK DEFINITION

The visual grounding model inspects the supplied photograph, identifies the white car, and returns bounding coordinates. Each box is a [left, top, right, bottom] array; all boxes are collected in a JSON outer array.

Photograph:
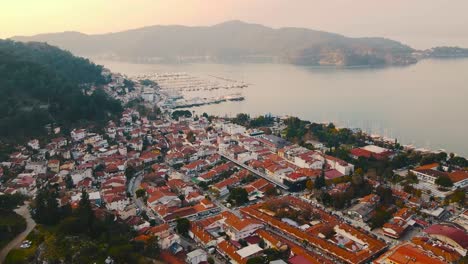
[[20, 243, 30, 249], [20, 240, 32, 249]]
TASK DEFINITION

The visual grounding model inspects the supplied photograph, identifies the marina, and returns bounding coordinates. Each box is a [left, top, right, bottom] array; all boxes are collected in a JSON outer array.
[[134, 72, 248, 109]]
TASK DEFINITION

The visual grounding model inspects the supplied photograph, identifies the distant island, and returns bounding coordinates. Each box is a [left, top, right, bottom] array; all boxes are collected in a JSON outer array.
[[12, 20, 468, 67]]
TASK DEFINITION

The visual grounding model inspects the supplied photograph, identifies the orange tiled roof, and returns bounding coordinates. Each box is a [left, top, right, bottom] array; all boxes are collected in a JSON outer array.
[[256, 229, 330, 264], [148, 223, 170, 236], [134, 234, 151, 242], [448, 170, 468, 183], [213, 176, 240, 190], [415, 163, 439, 171], [375, 243, 446, 264], [241, 197, 387, 264], [223, 211, 263, 232], [411, 236, 462, 263], [218, 240, 246, 264], [190, 222, 215, 245]]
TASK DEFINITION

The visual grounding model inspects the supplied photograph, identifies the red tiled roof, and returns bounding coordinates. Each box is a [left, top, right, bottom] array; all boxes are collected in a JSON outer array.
[[324, 169, 343, 180], [350, 148, 372, 159], [424, 224, 468, 249]]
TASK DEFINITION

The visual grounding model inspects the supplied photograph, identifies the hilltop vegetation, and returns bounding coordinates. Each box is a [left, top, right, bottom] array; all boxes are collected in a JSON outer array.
[[0, 40, 122, 142]]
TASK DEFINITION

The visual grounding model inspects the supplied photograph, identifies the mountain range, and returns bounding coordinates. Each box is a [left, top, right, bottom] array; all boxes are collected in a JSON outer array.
[[11, 20, 468, 67]]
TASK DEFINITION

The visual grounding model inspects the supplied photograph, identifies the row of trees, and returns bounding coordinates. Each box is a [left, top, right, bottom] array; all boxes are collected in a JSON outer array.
[[171, 110, 192, 120], [232, 113, 275, 128]]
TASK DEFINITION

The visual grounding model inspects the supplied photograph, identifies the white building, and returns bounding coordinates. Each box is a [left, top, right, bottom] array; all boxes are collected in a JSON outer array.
[[28, 139, 40, 150], [159, 233, 181, 250], [25, 161, 47, 174], [142, 87, 157, 102], [236, 244, 263, 260], [71, 129, 87, 142], [71, 168, 93, 185], [221, 123, 246, 135], [105, 196, 130, 211], [186, 249, 207, 264]]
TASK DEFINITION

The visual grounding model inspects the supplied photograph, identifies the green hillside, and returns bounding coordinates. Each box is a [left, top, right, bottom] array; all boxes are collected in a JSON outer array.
[[0, 40, 122, 142]]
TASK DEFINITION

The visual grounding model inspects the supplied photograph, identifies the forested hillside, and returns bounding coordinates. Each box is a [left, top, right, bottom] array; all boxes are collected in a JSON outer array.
[[0, 40, 122, 142]]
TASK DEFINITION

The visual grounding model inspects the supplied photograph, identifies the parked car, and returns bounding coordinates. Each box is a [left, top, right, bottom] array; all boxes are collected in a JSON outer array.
[[20, 240, 32, 249]]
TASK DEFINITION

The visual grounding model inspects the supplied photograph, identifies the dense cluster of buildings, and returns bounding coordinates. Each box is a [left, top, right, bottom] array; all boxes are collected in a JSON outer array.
[[1, 72, 467, 264]]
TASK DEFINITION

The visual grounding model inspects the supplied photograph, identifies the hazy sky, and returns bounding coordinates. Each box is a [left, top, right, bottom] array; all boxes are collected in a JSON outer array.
[[2, 0, 468, 49]]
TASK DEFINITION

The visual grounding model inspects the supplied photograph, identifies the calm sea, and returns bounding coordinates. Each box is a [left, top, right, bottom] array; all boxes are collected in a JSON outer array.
[[94, 59, 468, 157]]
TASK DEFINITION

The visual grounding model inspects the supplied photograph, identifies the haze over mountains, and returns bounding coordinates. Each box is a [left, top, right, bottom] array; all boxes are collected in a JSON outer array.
[[12, 21, 468, 67]]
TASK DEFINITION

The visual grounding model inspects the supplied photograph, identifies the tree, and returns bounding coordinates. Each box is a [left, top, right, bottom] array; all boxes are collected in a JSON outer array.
[[34, 188, 61, 225], [246, 256, 266, 264], [435, 175, 453, 187], [351, 173, 364, 186], [186, 131, 196, 143], [171, 110, 192, 120], [318, 191, 332, 205], [176, 218, 190, 237], [377, 186, 394, 205], [76, 190, 95, 234], [178, 194, 186, 206], [354, 168, 364, 176], [65, 174, 74, 189], [144, 236, 160, 258], [233, 113, 250, 127], [228, 187, 249, 206], [265, 186, 278, 196], [258, 239, 266, 249], [136, 189, 146, 199], [370, 208, 392, 229], [306, 179, 314, 191], [239, 239, 248, 247], [0, 40, 122, 144], [314, 172, 326, 189], [125, 166, 136, 181], [450, 189, 466, 206], [0, 193, 25, 210]]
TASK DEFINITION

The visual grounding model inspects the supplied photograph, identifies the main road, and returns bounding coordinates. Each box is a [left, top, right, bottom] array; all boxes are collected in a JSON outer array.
[[218, 152, 289, 190]]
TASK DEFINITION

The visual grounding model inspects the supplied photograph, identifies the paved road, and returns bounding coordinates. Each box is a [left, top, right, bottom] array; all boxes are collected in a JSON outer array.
[[219, 152, 289, 189], [0, 204, 36, 263], [130, 171, 159, 220]]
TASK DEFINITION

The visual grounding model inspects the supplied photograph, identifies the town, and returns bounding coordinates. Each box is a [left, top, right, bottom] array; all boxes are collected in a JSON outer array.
[[1, 70, 467, 264]]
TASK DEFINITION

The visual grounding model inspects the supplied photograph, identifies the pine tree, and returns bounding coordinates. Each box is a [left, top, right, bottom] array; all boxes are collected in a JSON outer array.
[[77, 190, 95, 234], [34, 188, 60, 225], [314, 168, 326, 189]]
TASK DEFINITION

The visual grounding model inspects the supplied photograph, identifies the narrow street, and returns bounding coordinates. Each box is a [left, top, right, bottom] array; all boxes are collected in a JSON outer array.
[[130, 171, 159, 220]]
